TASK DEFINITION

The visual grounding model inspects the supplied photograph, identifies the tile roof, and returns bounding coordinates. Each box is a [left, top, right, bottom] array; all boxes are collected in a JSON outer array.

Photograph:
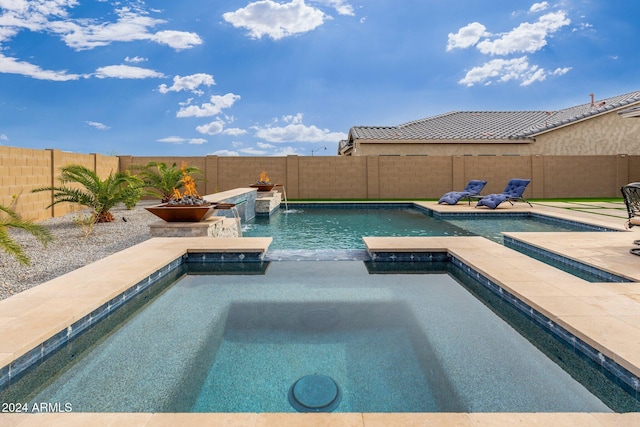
[[349, 90, 640, 142]]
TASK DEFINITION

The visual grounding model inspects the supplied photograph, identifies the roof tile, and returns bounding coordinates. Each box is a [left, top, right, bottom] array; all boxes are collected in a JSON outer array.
[[350, 90, 640, 142]]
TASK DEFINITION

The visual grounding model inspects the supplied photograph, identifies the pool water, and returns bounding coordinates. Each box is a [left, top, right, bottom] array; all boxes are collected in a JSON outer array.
[[7, 261, 621, 413], [242, 206, 595, 250]]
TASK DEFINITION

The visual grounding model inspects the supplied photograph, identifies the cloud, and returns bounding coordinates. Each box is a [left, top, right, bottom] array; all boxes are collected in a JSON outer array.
[[312, 0, 355, 16], [257, 142, 275, 149], [254, 113, 347, 143], [530, 2, 550, 13], [0, 53, 81, 81], [177, 93, 241, 118], [125, 56, 147, 63], [152, 30, 203, 50], [475, 11, 571, 55], [210, 149, 240, 156], [196, 119, 226, 135], [223, 128, 247, 136], [94, 65, 165, 79], [223, 0, 327, 40], [448, 9, 572, 87], [0, 1, 202, 53], [446, 22, 487, 51], [159, 74, 215, 95], [0, 134, 8, 141], [157, 136, 208, 144], [240, 147, 268, 155], [458, 56, 571, 87], [86, 121, 110, 130]]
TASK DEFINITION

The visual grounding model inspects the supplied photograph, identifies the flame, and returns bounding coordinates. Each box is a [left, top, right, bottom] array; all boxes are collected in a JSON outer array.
[[259, 171, 270, 183], [173, 162, 200, 199]]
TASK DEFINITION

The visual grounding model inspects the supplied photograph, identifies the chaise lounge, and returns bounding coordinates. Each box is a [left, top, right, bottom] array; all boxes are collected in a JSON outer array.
[[475, 178, 532, 209], [621, 182, 640, 256], [438, 180, 487, 205]]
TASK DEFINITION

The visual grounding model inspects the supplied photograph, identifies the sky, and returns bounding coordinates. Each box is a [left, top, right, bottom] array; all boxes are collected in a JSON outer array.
[[0, 0, 638, 157]]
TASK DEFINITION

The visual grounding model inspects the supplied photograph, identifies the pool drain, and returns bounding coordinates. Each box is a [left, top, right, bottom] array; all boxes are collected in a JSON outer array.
[[288, 374, 341, 412]]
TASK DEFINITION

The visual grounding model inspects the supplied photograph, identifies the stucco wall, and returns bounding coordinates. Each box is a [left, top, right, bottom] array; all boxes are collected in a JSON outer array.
[[2, 148, 637, 222], [534, 112, 640, 155], [0, 148, 119, 221], [350, 110, 640, 157]]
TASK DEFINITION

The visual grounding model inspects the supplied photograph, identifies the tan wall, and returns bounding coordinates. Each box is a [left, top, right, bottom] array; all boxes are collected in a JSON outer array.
[[0, 147, 53, 221], [1, 147, 636, 222], [0, 147, 119, 221], [534, 113, 640, 155]]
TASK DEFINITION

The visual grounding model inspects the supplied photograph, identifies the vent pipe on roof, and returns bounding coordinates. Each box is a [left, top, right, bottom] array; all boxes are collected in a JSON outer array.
[[590, 93, 595, 107]]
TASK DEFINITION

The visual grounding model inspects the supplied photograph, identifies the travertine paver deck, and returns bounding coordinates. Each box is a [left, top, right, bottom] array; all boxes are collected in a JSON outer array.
[[2, 202, 640, 426]]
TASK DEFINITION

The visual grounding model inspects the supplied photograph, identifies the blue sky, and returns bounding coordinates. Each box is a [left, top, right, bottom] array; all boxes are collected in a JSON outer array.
[[0, 0, 638, 156]]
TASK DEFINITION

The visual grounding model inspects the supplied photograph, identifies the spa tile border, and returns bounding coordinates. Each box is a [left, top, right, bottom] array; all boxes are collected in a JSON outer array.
[[0, 250, 268, 391], [366, 250, 640, 400], [504, 236, 635, 283]]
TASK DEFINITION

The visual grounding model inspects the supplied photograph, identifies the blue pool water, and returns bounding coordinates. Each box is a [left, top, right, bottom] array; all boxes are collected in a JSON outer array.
[[243, 205, 599, 250], [7, 261, 621, 413]]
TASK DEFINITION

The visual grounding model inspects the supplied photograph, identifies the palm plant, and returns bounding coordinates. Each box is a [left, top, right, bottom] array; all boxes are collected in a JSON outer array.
[[32, 164, 139, 223], [131, 162, 202, 202], [0, 204, 54, 265]]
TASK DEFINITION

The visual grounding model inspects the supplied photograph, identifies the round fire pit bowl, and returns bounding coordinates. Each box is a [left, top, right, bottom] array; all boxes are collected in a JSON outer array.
[[145, 202, 216, 222], [250, 183, 276, 192]]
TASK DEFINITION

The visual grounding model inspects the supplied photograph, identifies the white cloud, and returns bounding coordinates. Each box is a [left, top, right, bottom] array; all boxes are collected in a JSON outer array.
[[0, 134, 8, 141], [223, 128, 247, 136], [0, 1, 202, 54], [254, 113, 347, 143], [223, 0, 327, 40], [272, 146, 299, 156], [476, 11, 570, 55], [156, 136, 207, 144], [152, 30, 203, 50], [312, 0, 355, 16], [196, 119, 226, 135], [240, 147, 268, 155], [177, 93, 241, 118], [157, 136, 186, 144], [86, 121, 109, 130], [257, 142, 275, 149], [125, 56, 147, 63], [159, 74, 215, 95], [446, 22, 487, 51], [530, 2, 550, 13], [232, 141, 244, 147], [0, 53, 81, 81], [458, 56, 570, 87], [94, 65, 165, 79], [210, 149, 240, 156]]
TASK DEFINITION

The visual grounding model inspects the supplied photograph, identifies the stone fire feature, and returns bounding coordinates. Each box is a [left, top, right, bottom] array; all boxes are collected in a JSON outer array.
[[149, 217, 240, 238]]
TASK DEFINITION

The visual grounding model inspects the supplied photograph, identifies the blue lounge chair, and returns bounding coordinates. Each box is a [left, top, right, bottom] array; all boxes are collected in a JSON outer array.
[[475, 179, 532, 209], [438, 180, 487, 205]]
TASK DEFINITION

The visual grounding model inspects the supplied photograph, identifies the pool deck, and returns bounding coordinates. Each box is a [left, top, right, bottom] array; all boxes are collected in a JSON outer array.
[[2, 201, 640, 426]]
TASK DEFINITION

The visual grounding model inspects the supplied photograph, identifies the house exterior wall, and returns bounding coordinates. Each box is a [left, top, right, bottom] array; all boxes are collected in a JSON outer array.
[[349, 110, 640, 157], [533, 112, 640, 155]]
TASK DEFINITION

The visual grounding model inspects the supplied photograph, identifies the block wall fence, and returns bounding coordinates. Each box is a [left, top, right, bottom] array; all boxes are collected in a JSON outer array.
[[1, 146, 638, 222]]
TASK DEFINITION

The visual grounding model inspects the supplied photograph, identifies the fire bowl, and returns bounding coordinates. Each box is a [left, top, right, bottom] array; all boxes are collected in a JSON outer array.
[[145, 203, 216, 222], [250, 183, 276, 191]]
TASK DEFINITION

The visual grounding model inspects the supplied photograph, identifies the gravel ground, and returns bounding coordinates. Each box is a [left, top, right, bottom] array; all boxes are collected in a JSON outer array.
[[0, 201, 160, 301]]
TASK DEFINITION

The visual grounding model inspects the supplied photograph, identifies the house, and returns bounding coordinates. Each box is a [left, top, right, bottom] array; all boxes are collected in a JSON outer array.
[[339, 91, 640, 156]]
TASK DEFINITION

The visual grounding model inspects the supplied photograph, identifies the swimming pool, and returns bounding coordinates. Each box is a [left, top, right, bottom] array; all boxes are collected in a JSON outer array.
[[243, 204, 609, 250], [3, 260, 637, 413]]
